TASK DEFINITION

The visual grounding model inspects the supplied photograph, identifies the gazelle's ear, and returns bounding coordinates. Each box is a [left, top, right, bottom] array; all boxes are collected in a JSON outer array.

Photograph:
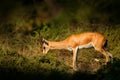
[[42, 38, 45, 43], [42, 38, 49, 45], [42, 38, 45, 41]]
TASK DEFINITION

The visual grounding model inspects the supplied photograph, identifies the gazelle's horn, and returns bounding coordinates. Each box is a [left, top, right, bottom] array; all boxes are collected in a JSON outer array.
[[39, 32, 49, 45], [38, 32, 44, 45]]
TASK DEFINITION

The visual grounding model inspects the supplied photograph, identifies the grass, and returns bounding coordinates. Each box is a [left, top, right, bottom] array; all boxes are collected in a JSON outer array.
[[0, 24, 120, 80], [0, 14, 120, 80], [0, 49, 120, 80]]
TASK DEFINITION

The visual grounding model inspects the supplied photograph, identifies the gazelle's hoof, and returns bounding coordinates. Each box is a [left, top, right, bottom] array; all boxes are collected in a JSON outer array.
[[73, 68, 77, 71], [73, 66, 77, 71], [110, 58, 113, 63], [94, 58, 100, 62]]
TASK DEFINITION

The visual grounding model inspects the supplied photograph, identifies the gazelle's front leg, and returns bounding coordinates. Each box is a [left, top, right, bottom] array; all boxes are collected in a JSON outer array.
[[72, 47, 78, 70]]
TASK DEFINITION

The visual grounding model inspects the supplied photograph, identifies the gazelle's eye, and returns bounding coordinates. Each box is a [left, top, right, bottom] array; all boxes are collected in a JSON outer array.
[[43, 47, 45, 49]]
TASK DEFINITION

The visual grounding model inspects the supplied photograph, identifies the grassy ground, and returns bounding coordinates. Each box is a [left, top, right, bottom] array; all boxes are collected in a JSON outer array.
[[0, 24, 120, 80]]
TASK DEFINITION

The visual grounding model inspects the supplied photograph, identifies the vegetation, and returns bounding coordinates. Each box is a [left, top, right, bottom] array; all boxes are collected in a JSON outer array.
[[0, 0, 120, 80]]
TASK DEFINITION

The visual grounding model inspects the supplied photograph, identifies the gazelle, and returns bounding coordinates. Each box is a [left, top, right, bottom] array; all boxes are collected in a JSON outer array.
[[40, 32, 113, 70]]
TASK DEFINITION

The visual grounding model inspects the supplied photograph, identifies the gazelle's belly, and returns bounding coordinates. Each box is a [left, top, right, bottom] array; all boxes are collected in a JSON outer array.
[[68, 42, 93, 51], [78, 42, 93, 49]]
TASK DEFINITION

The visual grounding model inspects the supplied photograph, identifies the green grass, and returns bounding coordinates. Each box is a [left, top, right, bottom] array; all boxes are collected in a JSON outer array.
[[0, 49, 120, 80], [0, 24, 120, 80]]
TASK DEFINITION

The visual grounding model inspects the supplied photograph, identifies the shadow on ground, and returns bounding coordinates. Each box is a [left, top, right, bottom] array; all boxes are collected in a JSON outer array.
[[0, 58, 120, 80]]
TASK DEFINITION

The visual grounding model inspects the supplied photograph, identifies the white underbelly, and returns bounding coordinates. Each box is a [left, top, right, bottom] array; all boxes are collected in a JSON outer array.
[[78, 42, 93, 49], [68, 42, 93, 51]]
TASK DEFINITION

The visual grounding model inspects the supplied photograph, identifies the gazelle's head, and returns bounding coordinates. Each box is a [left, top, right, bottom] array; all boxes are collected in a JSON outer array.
[[38, 32, 50, 54], [42, 39, 50, 54]]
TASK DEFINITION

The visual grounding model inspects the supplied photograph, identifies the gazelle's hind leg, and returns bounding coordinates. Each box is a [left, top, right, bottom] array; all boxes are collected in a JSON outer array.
[[93, 38, 111, 63], [107, 51, 113, 63], [95, 48, 110, 63]]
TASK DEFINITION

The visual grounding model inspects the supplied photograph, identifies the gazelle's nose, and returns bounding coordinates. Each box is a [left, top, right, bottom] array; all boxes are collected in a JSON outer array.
[[42, 50, 46, 54]]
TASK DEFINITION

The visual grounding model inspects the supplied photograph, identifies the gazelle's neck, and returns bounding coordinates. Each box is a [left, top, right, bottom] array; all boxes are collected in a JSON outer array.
[[48, 40, 69, 50]]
